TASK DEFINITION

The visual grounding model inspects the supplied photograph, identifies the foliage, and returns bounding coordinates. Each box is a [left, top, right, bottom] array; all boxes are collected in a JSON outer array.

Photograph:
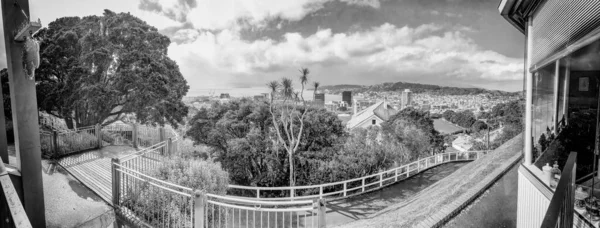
[[58, 131, 98, 154], [266, 68, 317, 187], [471, 99, 524, 151], [33, 10, 188, 128], [471, 120, 488, 133], [384, 107, 444, 153], [121, 157, 229, 227], [185, 98, 345, 189]]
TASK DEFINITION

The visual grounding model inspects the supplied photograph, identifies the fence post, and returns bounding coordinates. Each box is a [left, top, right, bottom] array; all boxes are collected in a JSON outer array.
[[132, 123, 138, 149], [361, 179, 365, 192], [395, 169, 398, 182], [96, 124, 102, 149], [291, 189, 295, 199], [317, 199, 327, 228], [379, 173, 383, 187], [159, 127, 165, 155], [111, 158, 121, 206], [52, 130, 59, 155], [167, 138, 173, 157], [194, 190, 206, 228], [319, 186, 323, 199], [257, 189, 260, 199], [343, 182, 347, 197]]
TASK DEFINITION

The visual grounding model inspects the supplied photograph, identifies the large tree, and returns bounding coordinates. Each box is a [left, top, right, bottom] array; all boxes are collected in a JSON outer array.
[[185, 98, 344, 188], [267, 68, 317, 187], [33, 10, 188, 128]]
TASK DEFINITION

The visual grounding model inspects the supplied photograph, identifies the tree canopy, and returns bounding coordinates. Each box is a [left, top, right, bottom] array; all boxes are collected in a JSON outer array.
[[185, 99, 345, 188], [32, 10, 188, 128]]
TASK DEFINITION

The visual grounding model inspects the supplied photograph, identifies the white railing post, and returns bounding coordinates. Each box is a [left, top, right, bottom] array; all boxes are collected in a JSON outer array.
[[319, 186, 323, 199], [256, 189, 260, 199], [291, 189, 294, 199], [425, 158, 429, 168], [194, 190, 206, 228], [315, 199, 327, 228], [395, 169, 398, 182], [343, 182, 347, 197], [379, 173, 383, 187], [361, 179, 365, 192]]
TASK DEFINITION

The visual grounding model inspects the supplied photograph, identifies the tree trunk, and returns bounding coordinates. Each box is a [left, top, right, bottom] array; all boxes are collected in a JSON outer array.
[[289, 151, 295, 187]]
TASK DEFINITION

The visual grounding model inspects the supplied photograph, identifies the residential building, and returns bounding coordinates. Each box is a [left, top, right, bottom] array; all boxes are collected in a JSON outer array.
[[500, 0, 600, 227], [346, 100, 398, 130], [342, 91, 352, 107], [314, 93, 325, 106], [451, 134, 473, 152], [219, 93, 230, 99]]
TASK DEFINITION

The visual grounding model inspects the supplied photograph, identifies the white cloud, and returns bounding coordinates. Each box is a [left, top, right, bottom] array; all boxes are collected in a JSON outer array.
[[166, 23, 523, 90], [141, 0, 382, 30]]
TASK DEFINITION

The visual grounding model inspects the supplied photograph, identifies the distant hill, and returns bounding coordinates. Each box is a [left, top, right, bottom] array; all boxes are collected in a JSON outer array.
[[318, 81, 519, 96]]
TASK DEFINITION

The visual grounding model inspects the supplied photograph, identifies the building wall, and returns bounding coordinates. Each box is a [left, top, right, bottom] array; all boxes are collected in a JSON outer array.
[[517, 166, 550, 228], [342, 91, 352, 107]]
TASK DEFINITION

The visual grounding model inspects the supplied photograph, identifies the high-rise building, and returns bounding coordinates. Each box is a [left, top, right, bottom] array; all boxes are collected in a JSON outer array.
[[401, 89, 412, 109], [314, 93, 325, 106], [342, 91, 352, 107]]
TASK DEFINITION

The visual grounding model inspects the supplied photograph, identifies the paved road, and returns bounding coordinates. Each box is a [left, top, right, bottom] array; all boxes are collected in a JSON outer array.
[[326, 162, 469, 227]]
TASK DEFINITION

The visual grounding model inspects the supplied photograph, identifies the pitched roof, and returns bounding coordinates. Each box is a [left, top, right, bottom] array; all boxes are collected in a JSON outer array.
[[346, 101, 398, 129]]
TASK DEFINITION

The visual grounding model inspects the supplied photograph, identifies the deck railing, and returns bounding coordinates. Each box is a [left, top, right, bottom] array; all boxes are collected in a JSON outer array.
[[541, 152, 577, 228], [40, 124, 102, 157], [227, 151, 488, 201], [0, 158, 32, 228], [112, 161, 326, 228]]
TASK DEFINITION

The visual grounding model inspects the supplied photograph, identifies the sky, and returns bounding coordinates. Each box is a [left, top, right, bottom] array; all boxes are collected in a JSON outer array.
[[0, 0, 525, 95]]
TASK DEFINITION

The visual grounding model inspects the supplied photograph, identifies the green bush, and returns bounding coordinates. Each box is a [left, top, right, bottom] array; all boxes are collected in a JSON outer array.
[[121, 157, 229, 227], [58, 131, 98, 155]]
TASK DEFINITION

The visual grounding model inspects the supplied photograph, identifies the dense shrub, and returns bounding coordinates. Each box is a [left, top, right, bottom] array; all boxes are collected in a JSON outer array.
[[58, 131, 97, 154], [121, 157, 229, 227]]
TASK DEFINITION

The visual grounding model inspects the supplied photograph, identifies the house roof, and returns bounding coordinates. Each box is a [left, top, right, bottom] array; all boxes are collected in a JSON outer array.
[[346, 101, 398, 129]]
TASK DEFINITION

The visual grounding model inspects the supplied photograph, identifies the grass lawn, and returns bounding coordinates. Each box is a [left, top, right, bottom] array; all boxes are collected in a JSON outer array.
[[336, 133, 523, 228]]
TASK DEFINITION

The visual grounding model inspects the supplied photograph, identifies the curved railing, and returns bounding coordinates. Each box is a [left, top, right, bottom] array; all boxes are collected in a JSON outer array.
[[227, 150, 489, 201], [41, 119, 487, 227]]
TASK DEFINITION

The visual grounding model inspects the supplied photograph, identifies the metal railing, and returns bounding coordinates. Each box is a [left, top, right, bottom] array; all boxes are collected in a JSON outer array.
[[118, 140, 171, 175], [39, 124, 102, 157], [0, 158, 32, 228], [541, 152, 577, 228], [227, 151, 488, 201], [102, 122, 134, 146], [112, 160, 326, 228]]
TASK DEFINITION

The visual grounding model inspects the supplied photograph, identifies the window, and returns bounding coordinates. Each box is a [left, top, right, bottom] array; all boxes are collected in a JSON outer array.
[[372, 119, 376, 125]]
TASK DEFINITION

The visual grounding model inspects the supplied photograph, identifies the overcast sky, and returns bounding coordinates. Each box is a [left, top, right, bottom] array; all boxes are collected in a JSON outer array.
[[1, 0, 525, 93]]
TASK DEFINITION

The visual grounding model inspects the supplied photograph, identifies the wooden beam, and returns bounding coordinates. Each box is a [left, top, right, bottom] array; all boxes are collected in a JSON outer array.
[[0, 0, 46, 227]]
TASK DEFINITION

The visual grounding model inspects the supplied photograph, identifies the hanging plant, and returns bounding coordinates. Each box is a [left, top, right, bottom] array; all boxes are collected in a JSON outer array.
[[22, 35, 40, 80]]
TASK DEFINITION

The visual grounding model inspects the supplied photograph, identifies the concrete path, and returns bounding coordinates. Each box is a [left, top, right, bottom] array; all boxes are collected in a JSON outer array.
[[337, 133, 523, 228], [444, 162, 518, 228], [325, 162, 469, 227]]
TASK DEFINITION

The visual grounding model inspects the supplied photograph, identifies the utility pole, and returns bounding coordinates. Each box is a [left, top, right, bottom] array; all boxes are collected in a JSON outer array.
[[1, 0, 46, 227]]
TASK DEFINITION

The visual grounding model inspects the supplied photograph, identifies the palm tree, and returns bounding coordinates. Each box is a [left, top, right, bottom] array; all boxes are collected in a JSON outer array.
[[312, 81, 320, 100], [267, 68, 312, 188]]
